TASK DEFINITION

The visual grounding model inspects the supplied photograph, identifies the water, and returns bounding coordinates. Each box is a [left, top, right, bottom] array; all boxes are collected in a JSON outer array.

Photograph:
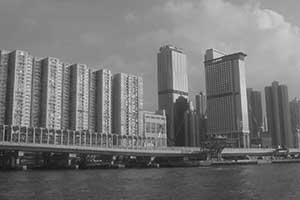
[[0, 164, 300, 200]]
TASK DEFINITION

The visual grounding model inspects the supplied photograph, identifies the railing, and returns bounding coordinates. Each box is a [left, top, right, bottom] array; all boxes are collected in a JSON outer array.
[[0, 125, 203, 154], [222, 148, 275, 153]]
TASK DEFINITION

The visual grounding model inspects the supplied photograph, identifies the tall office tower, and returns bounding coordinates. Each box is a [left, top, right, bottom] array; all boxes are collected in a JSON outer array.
[[265, 81, 293, 148], [40, 57, 63, 129], [30, 57, 42, 127], [246, 88, 263, 146], [69, 64, 90, 131], [204, 49, 250, 148], [61, 63, 71, 130], [113, 73, 143, 136], [289, 98, 300, 148], [0, 50, 9, 125], [89, 69, 113, 133], [6, 50, 33, 127], [195, 92, 207, 144], [157, 45, 188, 146]]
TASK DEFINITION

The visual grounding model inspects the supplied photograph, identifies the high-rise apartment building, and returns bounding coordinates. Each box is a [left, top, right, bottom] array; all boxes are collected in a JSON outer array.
[[0, 50, 9, 125], [246, 88, 263, 145], [113, 73, 143, 136], [204, 49, 250, 148], [89, 71, 97, 132], [6, 50, 33, 127], [265, 81, 293, 148], [290, 98, 300, 148], [96, 69, 112, 134], [89, 69, 112, 133], [30, 57, 42, 127], [69, 64, 90, 131], [61, 63, 71, 130], [40, 57, 63, 129], [157, 45, 188, 146]]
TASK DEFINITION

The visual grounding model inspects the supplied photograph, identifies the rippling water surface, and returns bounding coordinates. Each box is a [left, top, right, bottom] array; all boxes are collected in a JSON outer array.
[[1, 164, 300, 200]]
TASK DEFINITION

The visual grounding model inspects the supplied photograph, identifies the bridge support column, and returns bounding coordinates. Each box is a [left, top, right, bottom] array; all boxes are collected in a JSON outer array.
[[67, 153, 77, 169], [0, 151, 26, 170], [111, 155, 117, 165]]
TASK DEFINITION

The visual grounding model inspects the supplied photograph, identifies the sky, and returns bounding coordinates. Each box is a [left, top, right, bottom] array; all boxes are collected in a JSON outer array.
[[1, 0, 300, 111]]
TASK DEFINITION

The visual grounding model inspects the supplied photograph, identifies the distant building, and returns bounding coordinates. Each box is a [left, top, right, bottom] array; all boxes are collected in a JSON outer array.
[[204, 49, 250, 148], [173, 96, 189, 146], [195, 92, 207, 144], [143, 110, 167, 147], [184, 102, 199, 147], [157, 45, 188, 146], [6, 50, 33, 127], [113, 73, 143, 136], [265, 81, 293, 148], [0, 50, 9, 125], [289, 98, 300, 148], [247, 88, 263, 145], [261, 131, 272, 148], [69, 64, 90, 131]]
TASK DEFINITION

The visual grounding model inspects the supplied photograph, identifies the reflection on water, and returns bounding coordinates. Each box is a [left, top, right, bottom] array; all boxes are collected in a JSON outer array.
[[1, 164, 300, 200]]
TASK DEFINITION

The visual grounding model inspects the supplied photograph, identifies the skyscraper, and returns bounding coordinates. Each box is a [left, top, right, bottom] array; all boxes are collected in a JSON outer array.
[[184, 102, 198, 147], [69, 64, 90, 131], [265, 81, 293, 148], [246, 88, 263, 146], [289, 98, 300, 148], [157, 45, 188, 146], [89, 71, 97, 132], [195, 92, 206, 117], [204, 49, 250, 148], [6, 50, 33, 127], [113, 73, 143, 136], [173, 96, 189, 146], [96, 69, 112, 134], [0, 50, 9, 125], [89, 69, 113, 133], [30, 57, 42, 128], [195, 92, 207, 144], [61, 63, 71, 130], [40, 57, 63, 129]]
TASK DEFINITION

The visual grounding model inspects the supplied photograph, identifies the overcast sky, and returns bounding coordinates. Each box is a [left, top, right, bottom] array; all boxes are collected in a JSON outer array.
[[1, 0, 300, 110]]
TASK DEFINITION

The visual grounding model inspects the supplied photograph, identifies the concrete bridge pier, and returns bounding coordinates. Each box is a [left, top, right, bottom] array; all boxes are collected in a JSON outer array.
[[67, 153, 78, 169], [0, 151, 26, 170]]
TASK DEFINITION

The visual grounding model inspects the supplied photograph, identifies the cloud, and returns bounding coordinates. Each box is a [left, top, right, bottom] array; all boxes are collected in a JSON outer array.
[[131, 0, 300, 101], [1, 0, 300, 110], [80, 32, 105, 46], [125, 12, 139, 23]]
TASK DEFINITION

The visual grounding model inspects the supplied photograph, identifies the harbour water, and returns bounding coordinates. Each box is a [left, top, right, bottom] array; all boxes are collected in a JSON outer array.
[[1, 164, 300, 200]]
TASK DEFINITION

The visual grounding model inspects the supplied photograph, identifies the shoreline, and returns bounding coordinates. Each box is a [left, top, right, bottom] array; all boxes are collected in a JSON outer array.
[[2, 158, 300, 171]]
